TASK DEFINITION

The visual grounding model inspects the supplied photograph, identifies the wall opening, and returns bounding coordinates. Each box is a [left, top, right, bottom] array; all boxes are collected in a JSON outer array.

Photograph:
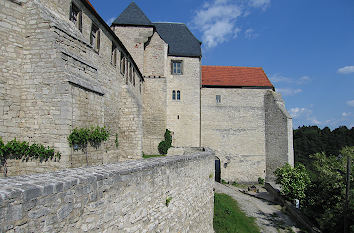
[[215, 156, 221, 183]]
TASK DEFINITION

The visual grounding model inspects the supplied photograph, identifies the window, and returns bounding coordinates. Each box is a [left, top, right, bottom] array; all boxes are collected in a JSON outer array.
[[216, 95, 221, 103], [120, 54, 126, 76], [171, 61, 183, 75], [172, 90, 176, 100], [90, 24, 100, 52], [177, 90, 181, 100], [70, 3, 82, 32], [133, 68, 136, 86], [129, 63, 133, 83], [111, 44, 117, 66]]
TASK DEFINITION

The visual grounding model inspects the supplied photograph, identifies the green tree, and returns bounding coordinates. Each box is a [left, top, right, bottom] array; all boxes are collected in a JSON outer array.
[[274, 163, 310, 202], [302, 147, 354, 233]]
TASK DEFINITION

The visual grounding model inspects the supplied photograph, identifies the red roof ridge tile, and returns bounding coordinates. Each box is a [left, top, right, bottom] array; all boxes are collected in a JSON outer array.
[[202, 65, 264, 69]]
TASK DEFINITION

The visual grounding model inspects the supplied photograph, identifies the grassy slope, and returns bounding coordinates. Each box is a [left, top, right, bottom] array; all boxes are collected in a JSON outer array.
[[214, 193, 260, 233]]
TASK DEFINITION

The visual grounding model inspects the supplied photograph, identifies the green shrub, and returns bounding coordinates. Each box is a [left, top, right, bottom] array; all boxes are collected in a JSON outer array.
[[157, 129, 172, 155], [258, 177, 265, 185]]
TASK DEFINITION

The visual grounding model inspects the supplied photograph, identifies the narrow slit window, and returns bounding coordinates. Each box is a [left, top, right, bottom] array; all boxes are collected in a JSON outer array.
[[172, 90, 176, 100], [90, 24, 100, 52], [70, 3, 82, 32], [120, 54, 126, 75], [216, 95, 221, 103], [111, 43, 117, 66], [177, 90, 181, 100]]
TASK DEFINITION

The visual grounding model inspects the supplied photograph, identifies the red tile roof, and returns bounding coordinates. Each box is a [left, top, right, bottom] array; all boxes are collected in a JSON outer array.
[[202, 65, 274, 88]]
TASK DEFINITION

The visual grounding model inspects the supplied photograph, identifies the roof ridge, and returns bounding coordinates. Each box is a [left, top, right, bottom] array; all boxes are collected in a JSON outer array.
[[202, 65, 263, 69]]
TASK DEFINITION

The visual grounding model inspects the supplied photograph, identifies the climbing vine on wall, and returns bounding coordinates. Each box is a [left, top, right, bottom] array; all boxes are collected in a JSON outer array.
[[0, 137, 61, 177], [67, 126, 109, 152]]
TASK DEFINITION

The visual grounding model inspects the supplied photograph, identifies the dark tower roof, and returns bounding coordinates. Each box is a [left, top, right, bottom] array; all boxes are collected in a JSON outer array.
[[112, 2, 152, 26], [154, 23, 202, 58]]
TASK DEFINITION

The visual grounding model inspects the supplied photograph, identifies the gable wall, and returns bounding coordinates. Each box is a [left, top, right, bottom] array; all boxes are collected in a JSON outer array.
[[201, 88, 267, 183]]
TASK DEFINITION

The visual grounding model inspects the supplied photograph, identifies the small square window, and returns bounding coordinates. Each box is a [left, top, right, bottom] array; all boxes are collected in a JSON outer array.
[[171, 61, 183, 75], [90, 24, 100, 52], [216, 95, 221, 103], [70, 3, 82, 32]]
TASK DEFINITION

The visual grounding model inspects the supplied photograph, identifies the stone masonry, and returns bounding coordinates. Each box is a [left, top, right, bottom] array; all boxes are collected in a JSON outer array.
[[0, 150, 214, 233]]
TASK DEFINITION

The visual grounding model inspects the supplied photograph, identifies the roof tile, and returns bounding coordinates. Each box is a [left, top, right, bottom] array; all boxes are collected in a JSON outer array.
[[202, 66, 274, 87]]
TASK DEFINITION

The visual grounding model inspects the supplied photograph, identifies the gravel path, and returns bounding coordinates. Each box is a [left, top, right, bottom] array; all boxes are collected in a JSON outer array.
[[214, 182, 301, 233]]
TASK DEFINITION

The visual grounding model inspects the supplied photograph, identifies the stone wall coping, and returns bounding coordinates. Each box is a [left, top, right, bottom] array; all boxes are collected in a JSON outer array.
[[0, 149, 214, 204]]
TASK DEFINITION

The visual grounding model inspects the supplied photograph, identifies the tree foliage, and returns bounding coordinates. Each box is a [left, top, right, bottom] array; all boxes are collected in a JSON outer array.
[[302, 147, 354, 233], [274, 163, 311, 202], [294, 125, 354, 165]]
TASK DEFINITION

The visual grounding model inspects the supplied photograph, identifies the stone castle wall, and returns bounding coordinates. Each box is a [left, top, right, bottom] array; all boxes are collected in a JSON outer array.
[[0, 151, 214, 233], [265, 90, 294, 181], [142, 77, 167, 155], [143, 32, 168, 77], [112, 26, 154, 73], [201, 88, 268, 183], [166, 56, 201, 148], [1, 0, 144, 176]]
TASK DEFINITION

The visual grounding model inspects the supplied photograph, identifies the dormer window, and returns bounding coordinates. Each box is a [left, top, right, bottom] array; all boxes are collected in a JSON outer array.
[[90, 24, 100, 52], [171, 61, 183, 75], [70, 3, 82, 32]]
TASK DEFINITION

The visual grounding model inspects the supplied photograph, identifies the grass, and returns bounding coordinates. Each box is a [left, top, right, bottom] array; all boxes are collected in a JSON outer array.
[[214, 193, 260, 233], [142, 154, 166, 159]]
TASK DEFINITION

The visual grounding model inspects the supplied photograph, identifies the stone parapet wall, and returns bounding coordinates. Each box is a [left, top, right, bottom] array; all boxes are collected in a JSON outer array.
[[265, 91, 294, 181], [0, 150, 214, 233]]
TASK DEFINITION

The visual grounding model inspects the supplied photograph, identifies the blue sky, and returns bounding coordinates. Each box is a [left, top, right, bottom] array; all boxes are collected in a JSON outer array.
[[90, 0, 354, 129]]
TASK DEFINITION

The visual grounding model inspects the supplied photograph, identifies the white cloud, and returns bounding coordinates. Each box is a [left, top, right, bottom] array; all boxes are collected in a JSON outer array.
[[244, 28, 259, 39], [248, 0, 271, 10], [290, 107, 321, 125], [270, 74, 311, 84], [347, 100, 354, 107], [277, 88, 302, 96], [337, 66, 354, 74], [342, 112, 351, 117], [192, 0, 270, 48], [106, 17, 115, 26]]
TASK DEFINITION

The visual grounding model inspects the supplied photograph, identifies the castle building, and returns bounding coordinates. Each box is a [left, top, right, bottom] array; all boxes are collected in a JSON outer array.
[[0, 0, 293, 182]]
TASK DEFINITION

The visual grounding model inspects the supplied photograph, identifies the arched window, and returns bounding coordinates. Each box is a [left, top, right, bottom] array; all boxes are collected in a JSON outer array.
[[177, 90, 180, 100], [172, 90, 176, 100]]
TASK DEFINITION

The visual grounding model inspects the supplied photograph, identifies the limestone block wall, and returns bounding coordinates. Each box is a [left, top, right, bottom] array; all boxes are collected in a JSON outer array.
[[143, 32, 168, 77], [201, 88, 268, 183], [265, 90, 294, 181], [1, 0, 144, 176], [112, 26, 154, 73], [142, 77, 167, 155], [166, 56, 201, 148], [0, 150, 214, 233], [0, 0, 25, 140]]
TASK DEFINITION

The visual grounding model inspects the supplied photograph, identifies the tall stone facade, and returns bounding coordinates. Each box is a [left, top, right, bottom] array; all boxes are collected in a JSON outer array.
[[0, 0, 293, 183], [0, 0, 144, 176]]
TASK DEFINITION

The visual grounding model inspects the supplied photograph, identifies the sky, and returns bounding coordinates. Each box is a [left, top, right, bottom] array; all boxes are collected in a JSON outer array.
[[89, 0, 354, 129]]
